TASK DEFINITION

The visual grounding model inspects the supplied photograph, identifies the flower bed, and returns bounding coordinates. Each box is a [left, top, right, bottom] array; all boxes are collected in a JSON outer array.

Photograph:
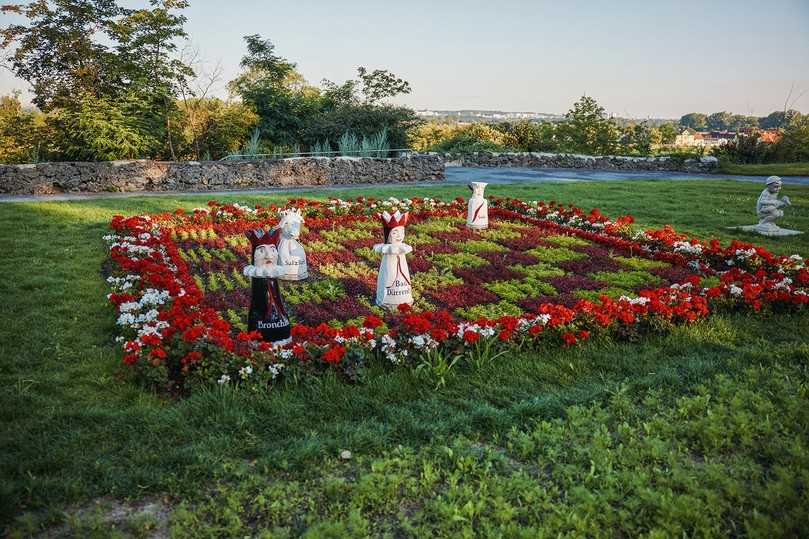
[[105, 196, 808, 392]]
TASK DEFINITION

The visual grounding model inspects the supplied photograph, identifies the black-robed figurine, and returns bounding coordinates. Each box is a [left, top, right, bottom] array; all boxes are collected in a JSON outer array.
[[242, 227, 291, 345]]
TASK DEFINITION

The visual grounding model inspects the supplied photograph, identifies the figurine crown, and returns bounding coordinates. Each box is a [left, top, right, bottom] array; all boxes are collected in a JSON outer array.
[[246, 227, 281, 248], [378, 210, 409, 229]]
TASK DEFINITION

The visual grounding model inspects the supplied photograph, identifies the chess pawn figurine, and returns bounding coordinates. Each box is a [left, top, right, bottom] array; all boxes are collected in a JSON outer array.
[[243, 228, 291, 345], [466, 182, 489, 230], [276, 208, 308, 281], [373, 211, 414, 308]]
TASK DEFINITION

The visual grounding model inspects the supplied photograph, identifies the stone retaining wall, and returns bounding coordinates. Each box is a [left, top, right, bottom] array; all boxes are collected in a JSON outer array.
[[0, 155, 445, 195], [442, 151, 719, 173]]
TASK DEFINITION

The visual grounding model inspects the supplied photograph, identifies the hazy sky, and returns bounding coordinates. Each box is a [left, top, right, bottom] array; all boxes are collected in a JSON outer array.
[[2, 0, 808, 118]]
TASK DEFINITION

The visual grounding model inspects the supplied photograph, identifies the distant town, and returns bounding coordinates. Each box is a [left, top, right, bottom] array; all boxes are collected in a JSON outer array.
[[414, 109, 785, 148]]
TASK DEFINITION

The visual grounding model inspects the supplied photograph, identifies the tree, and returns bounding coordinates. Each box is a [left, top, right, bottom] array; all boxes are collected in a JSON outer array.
[[2, 0, 194, 160], [773, 113, 809, 162], [658, 122, 678, 144], [493, 121, 558, 152], [759, 110, 800, 129], [707, 111, 734, 130], [176, 97, 258, 159], [0, 92, 46, 163], [48, 92, 161, 160], [228, 34, 322, 148], [557, 95, 620, 155], [356, 67, 411, 104], [108, 0, 194, 159], [1, 0, 122, 110], [679, 113, 707, 130]]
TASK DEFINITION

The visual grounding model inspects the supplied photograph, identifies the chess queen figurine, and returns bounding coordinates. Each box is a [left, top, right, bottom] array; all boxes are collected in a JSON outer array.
[[243, 228, 291, 345], [276, 208, 308, 281], [466, 182, 489, 230], [373, 210, 414, 308]]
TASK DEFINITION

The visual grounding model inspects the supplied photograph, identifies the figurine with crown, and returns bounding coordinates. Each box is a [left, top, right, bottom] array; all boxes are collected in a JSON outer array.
[[276, 208, 308, 281], [373, 210, 414, 308], [242, 228, 291, 345], [466, 182, 488, 230]]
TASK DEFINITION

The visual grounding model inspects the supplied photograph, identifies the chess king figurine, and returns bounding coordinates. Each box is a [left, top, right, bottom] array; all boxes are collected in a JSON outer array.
[[276, 208, 308, 281], [243, 228, 291, 345], [466, 182, 489, 230], [373, 210, 414, 308]]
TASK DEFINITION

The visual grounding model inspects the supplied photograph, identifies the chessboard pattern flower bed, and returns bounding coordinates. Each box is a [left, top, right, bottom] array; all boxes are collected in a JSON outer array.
[[105, 196, 809, 392]]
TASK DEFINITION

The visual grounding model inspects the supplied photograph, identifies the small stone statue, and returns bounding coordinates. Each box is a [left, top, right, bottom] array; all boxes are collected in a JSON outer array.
[[373, 211, 414, 308], [731, 176, 802, 236], [276, 208, 308, 281], [466, 181, 489, 230], [243, 228, 291, 345]]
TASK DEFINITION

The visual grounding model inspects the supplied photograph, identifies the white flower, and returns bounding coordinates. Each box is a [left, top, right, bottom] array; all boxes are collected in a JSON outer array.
[[729, 285, 743, 297], [267, 363, 283, 379], [673, 241, 703, 255], [239, 365, 253, 378], [217, 374, 231, 385]]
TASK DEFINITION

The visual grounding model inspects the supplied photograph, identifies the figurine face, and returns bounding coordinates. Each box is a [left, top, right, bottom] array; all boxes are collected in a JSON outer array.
[[388, 226, 405, 244], [282, 219, 301, 240], [253, 244, 278, 267], [767, 182, 781, 194]]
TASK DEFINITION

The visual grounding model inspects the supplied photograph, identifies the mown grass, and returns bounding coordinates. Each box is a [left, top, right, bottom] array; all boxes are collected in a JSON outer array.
[[2, 180, 809, 536], [719, 160, 809, 177]]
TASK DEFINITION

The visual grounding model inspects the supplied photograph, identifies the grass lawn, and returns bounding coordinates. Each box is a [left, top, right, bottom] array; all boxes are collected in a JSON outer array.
[[718, 161, 809, 176], [2, 180, 809, 537]]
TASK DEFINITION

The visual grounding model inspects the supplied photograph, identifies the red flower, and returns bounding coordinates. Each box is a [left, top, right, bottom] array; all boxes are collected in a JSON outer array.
[[342, 325, 361, 338], [561, 332, 577, 346], [430, 328, 449, 342], [363, 315, 383, 329], [397, 303, 412, 313], [498, 329, 512, 341], [292, 343, 308, 359], [463, 330, 480, 344], [322, 344, 346, 364]]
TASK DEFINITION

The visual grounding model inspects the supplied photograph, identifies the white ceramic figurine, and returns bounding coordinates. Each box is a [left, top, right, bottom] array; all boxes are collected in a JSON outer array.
[[466, 182, 488, 230], [729, 175, 802, 237], [373, 210, 414, 308], [276, 208, 308, 281]]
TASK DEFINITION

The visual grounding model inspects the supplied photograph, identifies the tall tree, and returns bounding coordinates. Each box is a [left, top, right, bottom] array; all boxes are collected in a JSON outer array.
[[109, 0, 194, 159], [228, 34, 321, 147], [1, 0, 121, 110], [679, 112, 707, 130], [706, 111, 734, 130], [1, 0, 193, 160], [557, 95, 619, 155]]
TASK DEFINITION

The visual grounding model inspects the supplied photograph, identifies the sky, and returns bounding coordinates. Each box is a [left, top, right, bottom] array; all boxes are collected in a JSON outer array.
[[2, 0, 808, 118]]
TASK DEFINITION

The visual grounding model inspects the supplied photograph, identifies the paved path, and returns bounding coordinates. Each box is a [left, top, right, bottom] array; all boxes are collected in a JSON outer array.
[[2, 166, 807, 202], [445, 166, 809, 185]]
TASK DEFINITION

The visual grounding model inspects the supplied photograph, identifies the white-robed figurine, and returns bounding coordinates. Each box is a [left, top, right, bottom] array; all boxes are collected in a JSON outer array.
[[276, 208, 308, 281], [466, 182, 488, 230], [373, 210, 414, 308]]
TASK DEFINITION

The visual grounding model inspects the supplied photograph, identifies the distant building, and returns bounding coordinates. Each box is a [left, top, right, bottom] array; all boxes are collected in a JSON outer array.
[[674, 129, 732, 148], [758, 129, 781, 143]]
